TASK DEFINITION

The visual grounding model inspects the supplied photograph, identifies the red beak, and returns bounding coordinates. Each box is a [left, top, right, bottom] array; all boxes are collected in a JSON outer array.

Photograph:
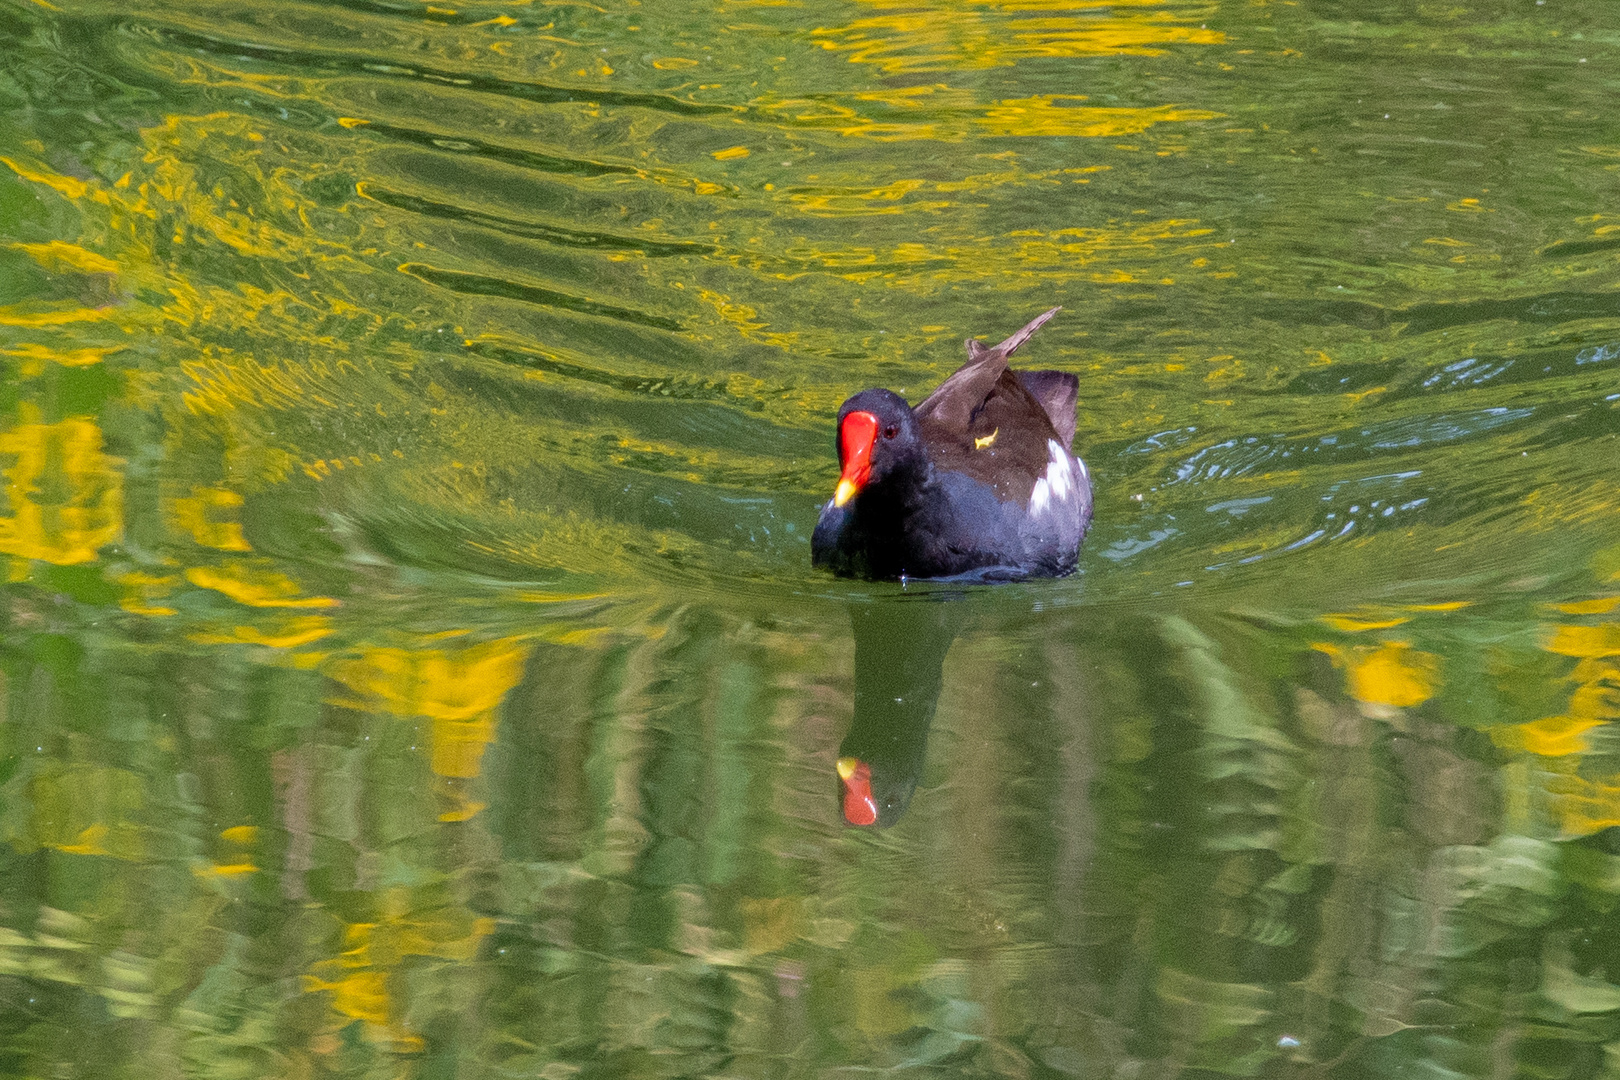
[[833, 411, 879, 507], [837, 756, 878, 826]]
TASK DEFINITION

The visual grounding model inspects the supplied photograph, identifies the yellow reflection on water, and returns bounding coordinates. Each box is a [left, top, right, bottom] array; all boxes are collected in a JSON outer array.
[[1310, 604, 1478, 713], [978, 97, 1220, 138], [303, 892, 495, 1052], [1520, 711, 1607, 757], [140, 112, 324, 259], [1345, 641, 1438, 709], [0, 303, 113, 329], [9, 766, 145, 860], [328, 639, 530, 819], [1529, 662, 1617, 756], [1555, 778, 1620, 837], [0, 411, 124, 566], [189, 614, 335, 648], [1319, 613, 1410, 633], [762, 219, 1213, 290], [815, 0, 1224, 74], [117, 571, 181, 617], [1, 343, 117, 373], [761, 88, 1219, 140], [184, 562, 338, 608], [328, 640, 529, 727], [8, 241, 120, 276], [1558, 596, 1620, 616], [1313, 640, 1439, 710], [1545, 623, 1620, 658], [0, 156, 104, 203], [195, 823, 260, 878], [166, 485, 252, 551], [1518, 603, 1620, 835]]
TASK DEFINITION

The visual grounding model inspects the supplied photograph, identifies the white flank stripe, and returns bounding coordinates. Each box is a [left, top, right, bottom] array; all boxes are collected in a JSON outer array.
[[1029, 440, 1074, 517]]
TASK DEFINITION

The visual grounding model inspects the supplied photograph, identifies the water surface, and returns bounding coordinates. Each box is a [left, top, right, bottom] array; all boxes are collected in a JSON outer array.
[[2, 0, 1620, 1075]]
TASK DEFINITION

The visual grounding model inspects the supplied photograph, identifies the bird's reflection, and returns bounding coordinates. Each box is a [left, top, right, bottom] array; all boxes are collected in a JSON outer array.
[[836, 593, 965, 827]]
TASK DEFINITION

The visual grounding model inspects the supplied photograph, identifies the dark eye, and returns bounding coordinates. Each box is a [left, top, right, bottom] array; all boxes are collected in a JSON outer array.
[[884, 425, 899, 439]]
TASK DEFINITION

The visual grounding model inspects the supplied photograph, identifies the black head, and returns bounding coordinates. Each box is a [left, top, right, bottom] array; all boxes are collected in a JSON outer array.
[[830, 388, 924, 508]]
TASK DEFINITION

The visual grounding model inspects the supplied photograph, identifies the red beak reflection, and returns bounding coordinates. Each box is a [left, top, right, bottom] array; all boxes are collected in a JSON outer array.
[[837, 756, 878, 826]]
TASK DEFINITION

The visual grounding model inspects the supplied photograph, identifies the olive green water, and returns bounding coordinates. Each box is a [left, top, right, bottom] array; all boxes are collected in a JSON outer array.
[[2, 0, 1620, 1075]]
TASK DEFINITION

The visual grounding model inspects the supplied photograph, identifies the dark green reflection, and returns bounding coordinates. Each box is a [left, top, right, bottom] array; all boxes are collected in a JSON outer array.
[[837, 592, 963, 828]]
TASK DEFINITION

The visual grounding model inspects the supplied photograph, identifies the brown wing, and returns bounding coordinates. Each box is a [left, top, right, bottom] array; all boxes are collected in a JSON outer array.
[[912, 346, 1009, 435], [920, 368, 1061, 505], [913, 307, 1061, 434]]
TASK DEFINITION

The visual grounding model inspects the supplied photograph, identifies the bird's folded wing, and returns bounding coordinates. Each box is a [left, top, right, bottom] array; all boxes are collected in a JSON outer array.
[[1016, 370, 1078, 450]]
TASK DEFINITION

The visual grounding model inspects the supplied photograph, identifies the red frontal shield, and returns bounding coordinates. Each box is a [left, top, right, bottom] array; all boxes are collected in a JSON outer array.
[[834, 411, 880, 507]]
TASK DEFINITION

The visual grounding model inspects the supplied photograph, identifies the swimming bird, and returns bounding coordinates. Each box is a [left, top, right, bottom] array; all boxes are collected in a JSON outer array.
[[811, 308, 1092, 581]]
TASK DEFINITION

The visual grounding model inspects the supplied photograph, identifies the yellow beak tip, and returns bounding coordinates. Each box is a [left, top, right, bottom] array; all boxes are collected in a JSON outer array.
[[836, 757, 859, 780], [833, 479, 857, 507]]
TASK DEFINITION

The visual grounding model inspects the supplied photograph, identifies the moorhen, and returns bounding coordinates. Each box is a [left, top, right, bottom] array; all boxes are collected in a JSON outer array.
[[811, 307, 1092, 581]]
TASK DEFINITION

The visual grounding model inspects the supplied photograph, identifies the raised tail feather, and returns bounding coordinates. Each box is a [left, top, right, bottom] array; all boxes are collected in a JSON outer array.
[[923, 307, 1065, 433], [964, 306, 1061, 362]]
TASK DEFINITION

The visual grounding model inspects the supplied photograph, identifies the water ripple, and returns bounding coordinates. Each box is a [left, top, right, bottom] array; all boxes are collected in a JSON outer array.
[[361, 184, 714, 257], [398, 263, 685, 331], [138, 22, 740, 118]]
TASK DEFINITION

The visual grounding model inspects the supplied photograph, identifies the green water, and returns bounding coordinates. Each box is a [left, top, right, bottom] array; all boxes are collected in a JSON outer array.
[[2, 0, 1620, 1075]]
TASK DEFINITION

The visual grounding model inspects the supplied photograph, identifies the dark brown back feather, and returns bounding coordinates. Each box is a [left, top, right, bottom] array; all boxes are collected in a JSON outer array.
[[919, 370, 1057, 504], [909, 307, 1068, 503], [1016, 370, 1078, 450]]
